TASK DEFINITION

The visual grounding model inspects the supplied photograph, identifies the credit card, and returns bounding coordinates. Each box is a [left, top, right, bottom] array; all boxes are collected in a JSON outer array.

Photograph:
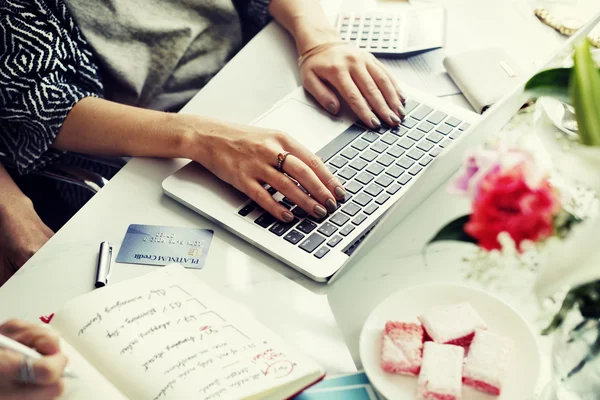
[[115, 224, 213, 269]]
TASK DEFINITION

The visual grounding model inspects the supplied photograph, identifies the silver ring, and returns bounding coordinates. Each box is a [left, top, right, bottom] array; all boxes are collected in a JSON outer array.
[[19, 356, 36, 383], [277, 152, 291, 172]]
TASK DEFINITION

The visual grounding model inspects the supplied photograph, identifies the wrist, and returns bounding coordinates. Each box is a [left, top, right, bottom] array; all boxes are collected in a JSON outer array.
[[176, 115, 223, 165], [0, 190, 33, 225], [291, 17, 341, 55], [152, 113, 209, 161]]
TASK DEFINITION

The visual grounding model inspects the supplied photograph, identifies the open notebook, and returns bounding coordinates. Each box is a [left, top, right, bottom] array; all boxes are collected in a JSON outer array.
[[50, 264, 325, 399]]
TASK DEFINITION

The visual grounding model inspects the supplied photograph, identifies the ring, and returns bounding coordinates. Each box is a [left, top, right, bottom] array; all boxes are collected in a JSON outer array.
[[277, 152, 291, 172], [19, 357, 35, 384]]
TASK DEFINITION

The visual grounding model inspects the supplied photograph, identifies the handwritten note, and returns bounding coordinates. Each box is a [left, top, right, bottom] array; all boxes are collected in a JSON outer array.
[[51, 265, 321, 400]]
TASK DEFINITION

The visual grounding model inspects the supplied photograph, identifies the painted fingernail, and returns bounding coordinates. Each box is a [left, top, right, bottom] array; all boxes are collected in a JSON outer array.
[[399, 90, 407, 103], [282, 211, 294, 223], [314, 204, 327, 218], [335, 186, 346, 199], [398, 103, 407, 118], [371, 117, 381, 128], [327, 102, 337, 114], [390, 113, 401, 124], [325, 199, 337, 213]]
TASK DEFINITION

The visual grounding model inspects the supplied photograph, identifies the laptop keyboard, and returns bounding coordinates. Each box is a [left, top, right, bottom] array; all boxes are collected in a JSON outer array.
[[237, 99, 471, 260]]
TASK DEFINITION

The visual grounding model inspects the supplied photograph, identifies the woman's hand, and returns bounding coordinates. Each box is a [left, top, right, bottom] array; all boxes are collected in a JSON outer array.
[[0, 319, 67, 399], [0, 169, 54, 286], [187, 117, 346, 222], [300, 43, 406, 130], [267, 0, 406, 130]]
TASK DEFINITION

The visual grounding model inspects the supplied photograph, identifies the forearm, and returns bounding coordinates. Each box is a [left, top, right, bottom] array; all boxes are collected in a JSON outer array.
[[0, 164, 29, 208], [269, 0, 340, 54], [52, 97, 199, 160]]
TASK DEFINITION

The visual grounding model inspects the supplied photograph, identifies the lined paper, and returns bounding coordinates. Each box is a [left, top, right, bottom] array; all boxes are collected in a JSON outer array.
[[52, 265, 321, 400]]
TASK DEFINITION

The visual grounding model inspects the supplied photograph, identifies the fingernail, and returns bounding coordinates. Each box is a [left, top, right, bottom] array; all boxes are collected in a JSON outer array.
[[398, 103, 406, 118], [327, 102, 337, 114], [282, 211, 294, 223], [325, 199, 337, 213], [371, 117, 381, 128], [314, 204, 327, 218], [390, 113, 401, 124], [399, 90, 407, 104], [334, 186, 346, 199]]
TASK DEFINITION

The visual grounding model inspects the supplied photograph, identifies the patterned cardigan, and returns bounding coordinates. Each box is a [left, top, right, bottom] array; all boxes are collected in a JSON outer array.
[[0, 0, 272, 175]]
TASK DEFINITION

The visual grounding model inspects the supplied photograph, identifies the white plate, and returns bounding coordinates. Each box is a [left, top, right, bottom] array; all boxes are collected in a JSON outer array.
[[359, 283, 541, 400]]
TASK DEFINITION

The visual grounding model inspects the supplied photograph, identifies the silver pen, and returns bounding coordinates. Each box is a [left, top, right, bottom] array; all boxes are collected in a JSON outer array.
[[0, 333, 77, 378], [95, 241, 112, 288]]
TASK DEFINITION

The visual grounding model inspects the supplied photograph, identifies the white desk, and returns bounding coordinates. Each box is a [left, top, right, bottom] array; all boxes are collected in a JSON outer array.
[[0, 0, 596, 396], [0, 20, 357, 375]]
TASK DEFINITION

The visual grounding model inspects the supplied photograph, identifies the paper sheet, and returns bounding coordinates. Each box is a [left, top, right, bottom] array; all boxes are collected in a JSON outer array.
[[51, 265, 323, 400], [59, 340, 127, 400], [380, 49, 461, 97]]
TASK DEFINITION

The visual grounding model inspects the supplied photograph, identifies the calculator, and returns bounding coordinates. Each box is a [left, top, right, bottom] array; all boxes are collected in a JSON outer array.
[[336, 7, 446, 57]]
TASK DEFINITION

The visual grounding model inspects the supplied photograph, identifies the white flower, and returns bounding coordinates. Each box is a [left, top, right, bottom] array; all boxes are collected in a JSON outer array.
[[535, 216, 600, 300]]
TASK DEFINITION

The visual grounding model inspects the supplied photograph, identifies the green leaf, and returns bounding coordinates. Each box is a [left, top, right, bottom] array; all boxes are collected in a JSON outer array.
[[554, 211, 584, 239], [542, 280, 600, 335], [571, 40, 600, 146], [525, 68, 572, 103], [542, 292, 577, 335], [426, 215, 477, 246]]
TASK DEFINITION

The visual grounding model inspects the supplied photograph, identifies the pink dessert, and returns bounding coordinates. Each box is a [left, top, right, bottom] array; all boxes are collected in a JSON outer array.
[[380, 321, 424, 376], [463, 329, 513, 396], [417, 342, 464, 400], [418, 303, 487, 348]]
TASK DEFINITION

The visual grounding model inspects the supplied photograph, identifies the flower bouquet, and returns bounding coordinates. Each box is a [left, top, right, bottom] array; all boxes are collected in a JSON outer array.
[[426, 39, 600, 399], [527, 38, 600, 400], [427, 145, 570, 254]]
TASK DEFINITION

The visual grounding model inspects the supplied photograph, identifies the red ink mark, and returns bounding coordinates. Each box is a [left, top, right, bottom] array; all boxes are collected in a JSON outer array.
[[262, 360, 295, 378], [200, 325, 211, 331], [40, 314, 54, 324], [252, 349, 283, 362]]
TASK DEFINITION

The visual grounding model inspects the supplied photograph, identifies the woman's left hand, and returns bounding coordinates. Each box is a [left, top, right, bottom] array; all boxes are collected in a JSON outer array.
[[300, 43, 406, 130]]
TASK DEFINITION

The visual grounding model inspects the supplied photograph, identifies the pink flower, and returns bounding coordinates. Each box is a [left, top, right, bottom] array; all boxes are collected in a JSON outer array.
[[464, 165, 560, 252], [451, 148, 543, 198], [450, 149, 501, 196]]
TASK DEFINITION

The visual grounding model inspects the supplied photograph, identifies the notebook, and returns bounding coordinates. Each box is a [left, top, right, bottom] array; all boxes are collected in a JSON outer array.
[[443, 47, 523, 113], [49, 264, 325, 399]]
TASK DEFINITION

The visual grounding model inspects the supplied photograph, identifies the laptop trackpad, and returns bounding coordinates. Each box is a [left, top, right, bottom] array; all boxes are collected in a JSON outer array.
[[252, 98, 348, 153]]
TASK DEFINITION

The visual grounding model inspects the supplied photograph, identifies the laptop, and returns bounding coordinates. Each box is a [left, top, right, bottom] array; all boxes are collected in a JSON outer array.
[[163, 13, 600, 284]]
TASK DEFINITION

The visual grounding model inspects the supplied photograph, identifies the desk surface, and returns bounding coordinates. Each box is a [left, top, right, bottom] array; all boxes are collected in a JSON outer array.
[[0, 0, 597, 396]]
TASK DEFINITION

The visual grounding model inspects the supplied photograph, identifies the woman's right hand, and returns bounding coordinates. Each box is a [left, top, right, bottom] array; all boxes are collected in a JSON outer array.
[[0, 319, 67, 399], [187, 117, 346, 222]]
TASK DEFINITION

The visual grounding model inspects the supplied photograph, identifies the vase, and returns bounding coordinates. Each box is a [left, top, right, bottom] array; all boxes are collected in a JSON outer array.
[[545, 308, 600, 400]]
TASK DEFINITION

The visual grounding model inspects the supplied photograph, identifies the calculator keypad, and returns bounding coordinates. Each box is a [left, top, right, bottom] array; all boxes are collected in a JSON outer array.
[[338, 14, 403, 53], [336, 9, 444, 56]]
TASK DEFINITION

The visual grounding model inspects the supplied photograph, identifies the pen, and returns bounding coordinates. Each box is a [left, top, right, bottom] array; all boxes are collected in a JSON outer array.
[[0, 333, 77, 379], [95, 241, 112, 289]]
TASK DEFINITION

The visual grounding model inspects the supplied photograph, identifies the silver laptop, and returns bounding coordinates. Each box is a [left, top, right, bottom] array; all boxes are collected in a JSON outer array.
[[163, 14, 599, 284]]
